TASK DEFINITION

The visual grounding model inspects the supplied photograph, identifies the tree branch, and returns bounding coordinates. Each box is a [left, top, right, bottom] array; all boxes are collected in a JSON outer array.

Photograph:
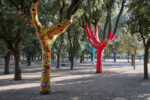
[[67, 0, 80, 20], [113, 0, 126, 34], [108, 10, 112, 32], [8, 0, 19, 10], [103, 11, 109, 39], [67, 29, 73, 49]]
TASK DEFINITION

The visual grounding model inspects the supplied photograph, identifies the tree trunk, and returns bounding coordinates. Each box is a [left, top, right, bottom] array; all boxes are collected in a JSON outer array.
[[92, 52, 95, 64], [80, 56, 83, 63], [139, 56, 141, 62], [40, 49, 51, 94], [4, 51, 11, 74], [91, 53, 92, 62], [131, 54, 135, 70], [127, 51, 130, 63], [113, 51, 116, 62], [144, 46, 149, 79], [96, 49, 103, 73], [31, 56, 34, 61], [83, 51, 84, 61], [70, 54, 74, 70], [51, 52, 54, 63], [148, 55, 149, 63], [56, 53, 60, 68], [14, 49, 22, 80], [27, 54, 31, 66]]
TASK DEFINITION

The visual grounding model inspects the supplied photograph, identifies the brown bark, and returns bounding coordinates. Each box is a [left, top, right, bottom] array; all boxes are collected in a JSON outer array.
[[148, 54, 149, 63], [127, 51, 130, 63], [82, 51, 84, 61], [56, 53, 60, 68], [70, 53, 74, 70], [13, 36, 22, 80], [103, 12, 109, 39], [131, 48, 137, 70], [27, 54, 31, 66], [80, 51, 85, 63], [14, 48, 22, 80], [67, 0, 80, 20], [54, 35, 64, 68], [131, 54, 135, 70], [113, 0, 126, 34], [144, 46, 149, 79], [143, 38, 150, 79], [4, 50, 11, 74]]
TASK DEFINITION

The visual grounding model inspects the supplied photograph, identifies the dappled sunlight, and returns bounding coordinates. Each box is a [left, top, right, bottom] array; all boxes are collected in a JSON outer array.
[[52, 74, 95, 82], [54, 80, 94, 86], [0, 61, 149, 100], [22, 72, 41, 79], [0, 82, 40, 91], [112, 98, 126, 100], [23, 67, 41, 71], [0, 72, 41, 80], [0, 74, 14, 80], [72, 96, 80, 100], [80, 63, 96, 66], [137, 94, 150, 100]]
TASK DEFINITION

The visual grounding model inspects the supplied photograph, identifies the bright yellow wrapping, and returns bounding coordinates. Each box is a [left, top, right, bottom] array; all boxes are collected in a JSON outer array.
[[19, 1, 72, 94]]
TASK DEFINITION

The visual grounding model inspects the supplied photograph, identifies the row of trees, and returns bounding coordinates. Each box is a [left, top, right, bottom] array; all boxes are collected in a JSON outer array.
[[0, 0, 149, 80]]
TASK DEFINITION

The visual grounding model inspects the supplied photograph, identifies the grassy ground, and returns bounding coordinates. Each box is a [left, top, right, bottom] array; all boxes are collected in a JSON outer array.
[[0, 60, 150, 100]]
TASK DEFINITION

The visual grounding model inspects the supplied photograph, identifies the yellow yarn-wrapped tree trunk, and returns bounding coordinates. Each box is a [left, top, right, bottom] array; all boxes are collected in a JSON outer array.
[[18, 0, 80, 94]]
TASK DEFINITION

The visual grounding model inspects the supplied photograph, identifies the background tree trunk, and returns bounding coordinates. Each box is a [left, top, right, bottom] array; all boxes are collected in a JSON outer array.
[[14, 48, 22, 80], [113, 51, 116, 62], [80, 56, 83, 63], [56, 53, 60, 68], [148, 54, 149, 63], [92, 52, 95, 64], [70, 53, 74, 70], [144, 46, 149, 79], [27, 54, 31, 66], [4, 50, 11, 74], [91, 53, 92, 62], [131, 54, 135, 70], [96, 49, 103, 73], [127, 51, 130, 63]]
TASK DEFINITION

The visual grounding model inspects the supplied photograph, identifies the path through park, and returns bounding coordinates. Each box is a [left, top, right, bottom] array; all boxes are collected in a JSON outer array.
[[0, 60, 150, 100]]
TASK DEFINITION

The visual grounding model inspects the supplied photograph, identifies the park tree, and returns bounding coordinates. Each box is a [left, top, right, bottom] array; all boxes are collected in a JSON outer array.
[[8, 0, 81, 94], [78, 0, 104, 64], [53, 35, 64, 68], [0, 0, 29, 79], [0, 40, 10, 74], [84, 0, 126, 73], [117, 29, 142, 70], [67, 20, 85, 69], [52, 0, 69, 68], [85, 44, 96, 64], [21, 32, 41, 66], [128, 0, 150, 79]]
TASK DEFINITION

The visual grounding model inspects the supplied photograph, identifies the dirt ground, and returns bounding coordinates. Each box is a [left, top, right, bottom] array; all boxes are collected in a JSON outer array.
[[0, 60, 150, 100]]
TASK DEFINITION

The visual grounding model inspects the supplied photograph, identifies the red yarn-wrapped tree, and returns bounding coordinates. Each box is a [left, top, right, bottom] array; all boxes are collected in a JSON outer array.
[[84, 0, 126, 73], [85, 23, 115, 73]]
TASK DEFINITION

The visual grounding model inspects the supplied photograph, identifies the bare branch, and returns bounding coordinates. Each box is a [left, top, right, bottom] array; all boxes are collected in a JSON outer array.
[[103, 12, 109, 39], [113, 0, 126, 34], [67, 0, 81, 20]]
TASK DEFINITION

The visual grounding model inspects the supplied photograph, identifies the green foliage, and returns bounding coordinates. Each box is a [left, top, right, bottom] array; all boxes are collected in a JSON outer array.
[[67, 18, 86, 56], [21, 31, 41, 58], [128, 0, 150, 41], [0, 40, 8, 56]]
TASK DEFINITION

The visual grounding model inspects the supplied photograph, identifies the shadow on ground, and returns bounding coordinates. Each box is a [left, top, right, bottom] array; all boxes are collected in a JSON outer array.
[[0, 61, 150, 100]]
